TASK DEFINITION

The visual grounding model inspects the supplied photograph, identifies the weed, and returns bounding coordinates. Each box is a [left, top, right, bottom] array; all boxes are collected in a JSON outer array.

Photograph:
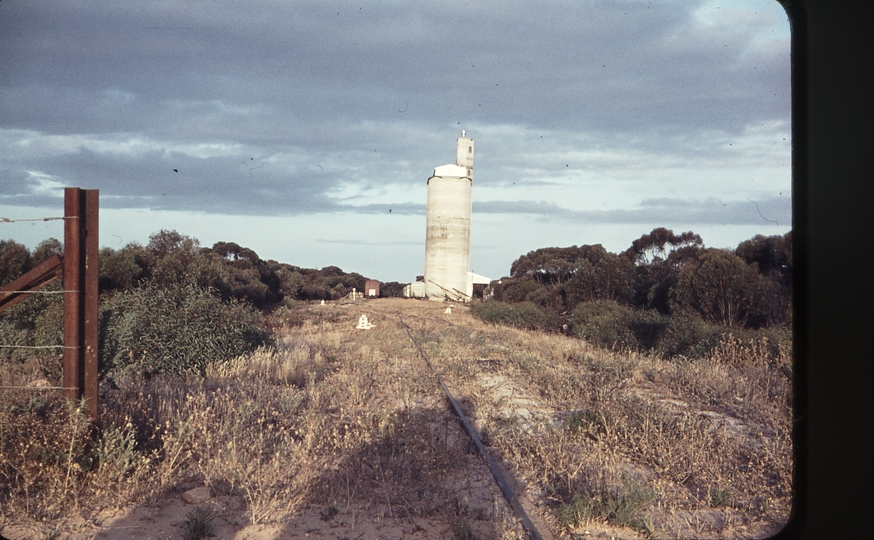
[[320, 505, 339, 521], [554, 478, 657, 534], [452, 520, 479, 540], [710, 487, 733, 508], [562, 410, 590, 434], [94, 420, 139, 482], [181, 505, 214, 540]]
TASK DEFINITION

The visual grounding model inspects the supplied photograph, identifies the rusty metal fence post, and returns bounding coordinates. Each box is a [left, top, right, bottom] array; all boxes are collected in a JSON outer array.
[[63, 187, 99, 419]]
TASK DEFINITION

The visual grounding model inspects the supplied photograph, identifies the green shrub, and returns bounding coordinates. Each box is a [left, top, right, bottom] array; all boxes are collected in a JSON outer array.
[[0, 306, 33, 364], [710, 487, 733, 508], [628, 309, 668, 351], [524, 285, 565, 312], [498, 278, 540, 303], [570, 300, 638, 350], [653, 310, 724, 359], [563, 409, 609, 434], [181, 506, 214, 540], [0, 281, 64, 377], [555, 477, 657, 533], [99, 282, 273, 376], [469, 300, 557, 331]]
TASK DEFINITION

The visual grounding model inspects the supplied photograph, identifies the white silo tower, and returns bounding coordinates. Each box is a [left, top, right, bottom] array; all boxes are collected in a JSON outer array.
[[424, 131, 475, 301]]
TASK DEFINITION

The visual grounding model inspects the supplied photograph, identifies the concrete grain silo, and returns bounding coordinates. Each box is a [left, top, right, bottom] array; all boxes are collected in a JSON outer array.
[[424, 131, 475, 301]]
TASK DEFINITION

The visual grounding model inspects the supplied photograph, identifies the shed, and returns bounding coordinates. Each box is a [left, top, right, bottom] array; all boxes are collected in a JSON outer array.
[[364, 280, 380, 297], [403, 281, 426, 298]]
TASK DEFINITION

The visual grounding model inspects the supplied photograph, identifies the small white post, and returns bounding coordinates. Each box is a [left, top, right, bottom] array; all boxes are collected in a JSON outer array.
[[356, 314, 375, 330]]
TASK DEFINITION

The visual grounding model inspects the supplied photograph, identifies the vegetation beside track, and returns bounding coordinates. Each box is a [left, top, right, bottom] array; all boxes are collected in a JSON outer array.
[[2, 298, 792, 539]]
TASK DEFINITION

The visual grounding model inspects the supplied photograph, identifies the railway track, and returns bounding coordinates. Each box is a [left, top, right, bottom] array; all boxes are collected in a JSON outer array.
[[395, 310, 549, 540]]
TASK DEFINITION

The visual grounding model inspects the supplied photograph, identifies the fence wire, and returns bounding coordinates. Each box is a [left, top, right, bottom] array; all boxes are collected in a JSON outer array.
[[0, 345, 72, 349], [0, 385, 78, 391], [2, 291, 77, 297], [1, 216, 73, 223], [2, 193, 98, 409]]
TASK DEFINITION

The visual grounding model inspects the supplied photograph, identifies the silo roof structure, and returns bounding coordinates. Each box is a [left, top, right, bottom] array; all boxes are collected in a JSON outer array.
[[433, 164, 469, 177]]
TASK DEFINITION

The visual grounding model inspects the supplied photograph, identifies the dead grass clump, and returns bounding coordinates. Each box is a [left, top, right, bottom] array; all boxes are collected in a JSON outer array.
[[0, 395, 92, 520], [98, 349, 325, 524]]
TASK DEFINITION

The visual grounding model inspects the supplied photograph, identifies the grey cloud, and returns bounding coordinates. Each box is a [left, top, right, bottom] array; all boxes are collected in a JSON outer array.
[[1, 1, 787, 136], [474, 200, 573, 217], [474, 195, 791, 226], [1, 0, 790, 217], [634, 196, 791, 226], [333, 202, 425, 216], [1, 148, 344, 215]]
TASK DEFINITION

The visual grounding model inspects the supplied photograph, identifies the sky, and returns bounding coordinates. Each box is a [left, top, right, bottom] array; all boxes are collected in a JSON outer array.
[[0, 0, 791, 283]]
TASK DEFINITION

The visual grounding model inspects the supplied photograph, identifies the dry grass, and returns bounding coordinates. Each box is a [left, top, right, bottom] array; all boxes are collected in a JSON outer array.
[[0, 298, 792, 539]]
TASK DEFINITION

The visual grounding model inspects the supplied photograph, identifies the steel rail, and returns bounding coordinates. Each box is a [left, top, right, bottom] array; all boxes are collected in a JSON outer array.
[[397, 312, 545, 540]]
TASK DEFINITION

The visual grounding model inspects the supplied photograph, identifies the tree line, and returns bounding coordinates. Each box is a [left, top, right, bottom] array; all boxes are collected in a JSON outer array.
[[1, 226, 792, 371], [0, 230, 394, 377], [475, 227, 792, 358], [1, 229, 395, 307]]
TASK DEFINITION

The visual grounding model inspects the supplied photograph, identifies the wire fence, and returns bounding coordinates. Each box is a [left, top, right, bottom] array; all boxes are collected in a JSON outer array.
[[2, 188, 100, 419], [1, 290, 78, 295], [1, 345, 66, 349], [0, 385, 79, 390], [1, 216, 69, 223], [1, 214, 68, 393]]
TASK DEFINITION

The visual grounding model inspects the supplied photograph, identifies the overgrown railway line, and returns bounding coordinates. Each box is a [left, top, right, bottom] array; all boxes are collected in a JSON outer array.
[[396, 311, 547, 540], [338, 298, 792, 540]]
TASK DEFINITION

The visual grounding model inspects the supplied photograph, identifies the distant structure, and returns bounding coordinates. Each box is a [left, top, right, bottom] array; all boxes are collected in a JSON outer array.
[[364, 280, 380, 297], [422, 131, 490, 301], [402, 281, 426, 298]]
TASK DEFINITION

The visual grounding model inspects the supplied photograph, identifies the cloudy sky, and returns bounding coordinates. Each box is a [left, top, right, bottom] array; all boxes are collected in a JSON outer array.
[[0, 0, 790, 283]]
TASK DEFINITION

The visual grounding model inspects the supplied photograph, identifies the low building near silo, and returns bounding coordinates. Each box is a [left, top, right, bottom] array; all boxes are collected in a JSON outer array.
[[403, 281, 426, 298], [364, 280, 380, 297]]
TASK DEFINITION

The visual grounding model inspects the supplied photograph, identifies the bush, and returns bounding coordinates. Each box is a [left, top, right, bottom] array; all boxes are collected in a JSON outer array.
[[524, 284, 565, 312], [571, 300, 669, 351], [628, 308, 668, 351], [0, 281, 64, 378], [469, 300, 557, 331], [554, 477, 657, 533], [99, 282, 273, 376], [570, 300, 639, 350], [709, 324, 793, 366], [653, 310, 724, 359], [0, 396, 94, 520], [499, 278, 541, 303], [672, 249, 768, 328]]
